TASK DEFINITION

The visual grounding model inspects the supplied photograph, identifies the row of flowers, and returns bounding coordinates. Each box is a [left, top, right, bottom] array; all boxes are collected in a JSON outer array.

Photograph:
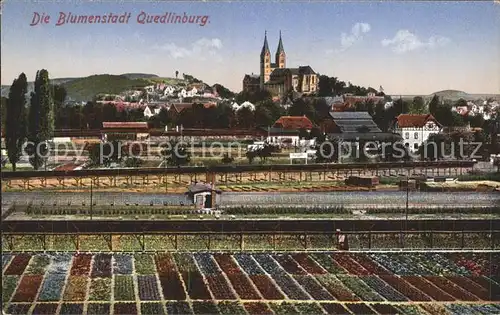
[[3, 252, 499, 306]]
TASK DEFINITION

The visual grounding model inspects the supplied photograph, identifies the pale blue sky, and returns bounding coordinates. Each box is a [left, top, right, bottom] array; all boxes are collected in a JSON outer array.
[[2, 1, 499, 94]]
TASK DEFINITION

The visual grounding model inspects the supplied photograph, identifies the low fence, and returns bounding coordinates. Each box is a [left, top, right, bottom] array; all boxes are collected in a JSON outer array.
[[2, 230, 499, 252], [1, 160, 476, 179]]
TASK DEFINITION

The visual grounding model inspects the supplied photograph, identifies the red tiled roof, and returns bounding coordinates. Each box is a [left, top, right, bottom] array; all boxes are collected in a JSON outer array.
[[102, 122, 148, 129], [273, 116, 314, 130], [170, 103, 194, 113], [396, 114, 441, 128]]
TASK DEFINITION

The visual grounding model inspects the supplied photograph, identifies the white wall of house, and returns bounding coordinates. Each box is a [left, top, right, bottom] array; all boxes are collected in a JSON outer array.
[[143, 106, 153, 118], [266, 135, 300, 146], [395, 121, 441, 152]]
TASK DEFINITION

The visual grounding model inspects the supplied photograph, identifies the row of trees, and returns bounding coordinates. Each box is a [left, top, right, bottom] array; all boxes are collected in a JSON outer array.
[[5, 70, 55, 171]]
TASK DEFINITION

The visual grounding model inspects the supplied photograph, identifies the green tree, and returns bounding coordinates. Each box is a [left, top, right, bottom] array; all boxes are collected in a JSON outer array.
[[411, 96, 426, 114], [161, 141, 190, 166], [26, 69, 54, 170], [236, 107, 255, 128], [419, 133, 451, 161], [315, 138, 339, 163], [36, 70, 54, 140], [1, 97, 7, 129], [5, 73, 28, 171], [51, 84, 67, 113], [429, 94, 439, 117]]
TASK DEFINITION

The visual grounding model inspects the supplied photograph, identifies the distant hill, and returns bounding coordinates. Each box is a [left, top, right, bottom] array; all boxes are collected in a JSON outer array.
[[432, 90, 470, 100], [121, 73, 159, 80], [391, 90, 500, 102], [1, 73, 182, 102], [61, 74, 153, 101]]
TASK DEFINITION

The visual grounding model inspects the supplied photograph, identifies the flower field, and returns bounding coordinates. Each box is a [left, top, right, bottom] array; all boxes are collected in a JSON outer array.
[[2, 251, 500, 314]]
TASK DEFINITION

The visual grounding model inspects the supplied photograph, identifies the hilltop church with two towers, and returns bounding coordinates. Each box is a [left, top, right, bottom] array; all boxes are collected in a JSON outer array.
[[243, 31, 318, 99]]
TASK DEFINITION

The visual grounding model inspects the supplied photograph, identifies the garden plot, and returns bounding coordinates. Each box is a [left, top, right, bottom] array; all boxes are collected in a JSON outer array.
[[1, 251, 500, 315]]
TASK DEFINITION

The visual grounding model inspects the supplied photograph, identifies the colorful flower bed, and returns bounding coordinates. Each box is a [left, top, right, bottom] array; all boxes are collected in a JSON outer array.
[[194, 253, 221, 275], [270, 302, 300, 314], [192, 301, 219, 315], [87, 303, 110, 315], [12, 275, 44, 302], [134, 253, 156, 274], [234, 253, 265, 275], [311, 253, 347, 274], [345, 302, 377, 314], [159, 272, 186, 300], [250, 274, 285, 300], [226, 273, 261, 299], [291, 253, 327, 274], [113, 302, 137, 315], [59, 303, 84, 315], [315, 274, 360, 301], [137, 275, 161, 300], [295, 302, 326, 314], [360, 275, 408, 301], [62, 276, 88, 301], [2, 251, 500, 314], [113, 254, 134, 274], [141, 302, 166, 315], [88, 277, 111, 301], [25, 254, 50, 275], [337, 275, 385, 301], [205, 274, 237, 300], [70, 253, 92, 276], [272, 254, 307, 275], [38, 273, 66, 301], [4, 254, 31, 275], [2, 275, 20, 303], [114, 275, 135, 301], [293, 275, 334, 300], [332, 253, 370, 275], [32, 303, 59, 315], [403, 276, 455, 301], [379, 275, 432, 301], [217, 301, 247, 315], [272, 273, 310, 300], [91, 253, 112, 278], [244, 302, 274, 315], [166, 301, 193, 315], [320, 303, 351, 314], [182, 270, 212, 300]]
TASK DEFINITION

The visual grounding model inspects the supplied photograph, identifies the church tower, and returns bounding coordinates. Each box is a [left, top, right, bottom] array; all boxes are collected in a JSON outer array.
[[275, 31, 286, 69], [260, 31, 271, 89]]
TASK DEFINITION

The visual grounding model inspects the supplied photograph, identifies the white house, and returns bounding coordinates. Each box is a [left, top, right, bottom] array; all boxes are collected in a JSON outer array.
[[394, 114, 442, 152], [143, 106, 154, 118], [187, 87, 198, 97], [177, 89, 187, 99], [163, 86, 175, 96], [233, 101, 255, 112]]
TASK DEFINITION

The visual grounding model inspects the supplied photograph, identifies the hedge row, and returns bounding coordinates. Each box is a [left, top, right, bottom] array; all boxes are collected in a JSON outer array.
[[221, 205, 351, 215], [366, 206, 500, 215]]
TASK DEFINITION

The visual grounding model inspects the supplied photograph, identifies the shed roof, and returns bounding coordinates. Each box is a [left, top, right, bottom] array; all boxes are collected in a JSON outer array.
[[329, 112, 381, 133], [186, 182, 222, 194], [273, 115, 314, 130], [102, 122, 148, 129], [328, 132, 402, 141]]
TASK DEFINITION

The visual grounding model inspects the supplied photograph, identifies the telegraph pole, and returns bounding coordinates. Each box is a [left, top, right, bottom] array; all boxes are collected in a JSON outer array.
[[90, 178, 93, 220]]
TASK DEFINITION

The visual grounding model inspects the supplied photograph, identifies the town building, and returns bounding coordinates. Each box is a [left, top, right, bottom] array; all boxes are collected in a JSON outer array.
[[273, 115, 314, 131], [101, 122, 150, 141], [242, 31, 318, 98], [393, 114, 442, 152]]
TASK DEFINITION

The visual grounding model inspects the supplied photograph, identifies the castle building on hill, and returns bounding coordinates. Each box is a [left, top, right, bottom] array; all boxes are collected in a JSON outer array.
[[243, 31, 318, 99]]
